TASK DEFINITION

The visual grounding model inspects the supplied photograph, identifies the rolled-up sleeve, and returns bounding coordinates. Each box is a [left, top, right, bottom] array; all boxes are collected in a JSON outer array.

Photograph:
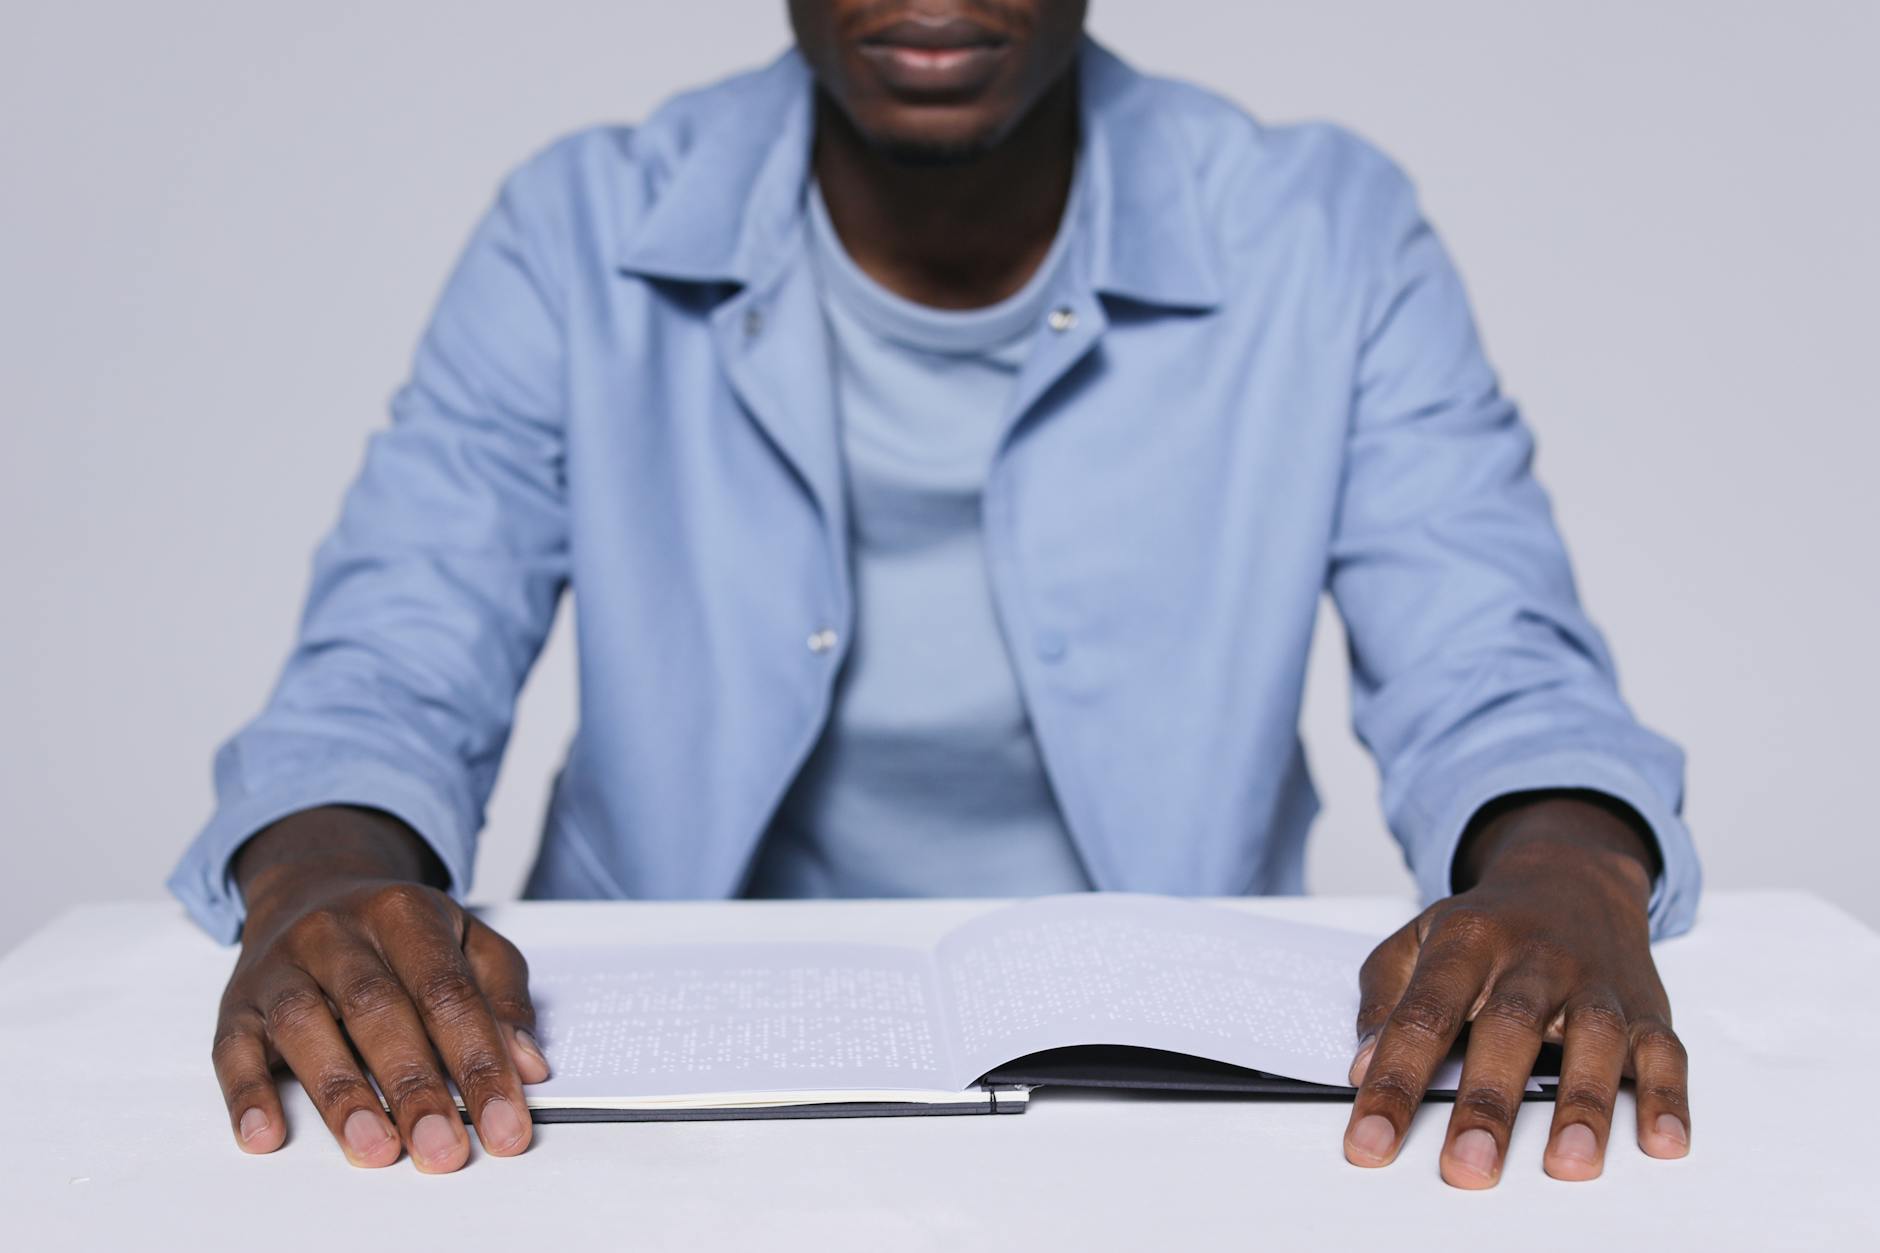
[[1328, 156, 1700, 940], [168, 151, 572, 943]]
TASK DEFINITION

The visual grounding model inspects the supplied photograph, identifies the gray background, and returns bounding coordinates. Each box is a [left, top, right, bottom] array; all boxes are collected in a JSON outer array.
[[2, 1, 1875, 953]]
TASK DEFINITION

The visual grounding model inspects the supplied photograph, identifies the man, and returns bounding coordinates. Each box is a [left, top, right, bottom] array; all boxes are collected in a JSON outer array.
[[172, 0, 1699, 1189]]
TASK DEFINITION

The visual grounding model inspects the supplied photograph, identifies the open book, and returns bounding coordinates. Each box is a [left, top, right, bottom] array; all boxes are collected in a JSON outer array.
[[513, 894, 1555, 1121]]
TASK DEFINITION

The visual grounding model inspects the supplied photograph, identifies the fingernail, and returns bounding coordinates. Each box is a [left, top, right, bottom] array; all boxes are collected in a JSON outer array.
[[1348, 1114, 1396, 1162], [479, 1097, 527, 1152], [1553, 1122, 1599, 1165], [1348, 1035, 1377, 1086], [1654, 1113, 1689, 1149], [238, 1107, 269, 1144], [344, 1109, 393, 1160], [1451, 1128, 1499, 1178], [513, 1028, 550, 1081], [411, 1113, 459, 1166]]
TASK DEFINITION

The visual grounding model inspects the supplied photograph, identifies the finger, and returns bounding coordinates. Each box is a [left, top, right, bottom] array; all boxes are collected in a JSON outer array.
[[377, 893, 532, 1158], [1351, 918, 1421, 1085], [464, 916, 549, 1084], [258, 971, 401, 1168], [315, 944, 471, 1173], [211, 1004, 286, 1153], [1630, 1016, 1691, 1158], [1439, 975, 1553, 1189], [1344, 924, 1495, 1168], [1543, 997, 1629, 1181]]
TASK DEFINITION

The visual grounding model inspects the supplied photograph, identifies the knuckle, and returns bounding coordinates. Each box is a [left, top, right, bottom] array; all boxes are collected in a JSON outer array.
[[1479, 987, 1550, 1032], [1631, 1023, 1689, 1067], [1431, 906, 1499, 949], [334, 969, 405, 1021], [222, 1075, 274, 1109], [1639, 1079, 1689, 1111], [1354, 988, 1396, 1019], [453, 1052, 510, 1096], [263, 985, 327, 1036], [283, 908, 348, 952], [1391, 990, 1463, 1044], [1566, 999, 1628, 1041], [309, 1069, 367, 1112], [485, 993, 536, 1026], [414, 967, 482, 1020], [1456, 1087, 1519, 1129], [1362, 1069, 1425, 1118], [211, 1011, 264, 1060], [382, 1065, 446, 1111], [368, 881, 444, 925], [1556, 1083, 1616, 1123]]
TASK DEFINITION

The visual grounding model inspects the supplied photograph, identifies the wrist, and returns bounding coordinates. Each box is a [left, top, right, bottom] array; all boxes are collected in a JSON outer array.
[[234, 806, 445, 925], [1455, 790, 1657, 904]]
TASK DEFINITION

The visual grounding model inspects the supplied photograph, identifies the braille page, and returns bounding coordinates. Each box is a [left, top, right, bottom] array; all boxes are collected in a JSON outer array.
[[519, 942, 958, 1102], [935, 894, 1408, 1090]]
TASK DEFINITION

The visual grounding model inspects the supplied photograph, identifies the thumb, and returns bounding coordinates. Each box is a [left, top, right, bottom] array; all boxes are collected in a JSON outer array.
[[1350, 914, 1423, 1085], [463, 914, 549, 1083]]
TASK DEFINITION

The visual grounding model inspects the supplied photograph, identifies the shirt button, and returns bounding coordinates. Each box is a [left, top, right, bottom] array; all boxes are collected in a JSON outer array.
[[743, 307, 765, 338], [807, 627, 838, 653], [1034, 629, 1068, 662], [1046, 306, 1077, 333]]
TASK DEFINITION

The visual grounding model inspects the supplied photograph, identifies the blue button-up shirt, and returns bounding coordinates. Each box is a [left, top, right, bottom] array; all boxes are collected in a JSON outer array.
[[168, 35, 1701, 943]]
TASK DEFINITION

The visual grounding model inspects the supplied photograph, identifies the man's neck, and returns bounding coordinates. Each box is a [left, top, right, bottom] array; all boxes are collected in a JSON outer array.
[[808, 72, 1078, 311]]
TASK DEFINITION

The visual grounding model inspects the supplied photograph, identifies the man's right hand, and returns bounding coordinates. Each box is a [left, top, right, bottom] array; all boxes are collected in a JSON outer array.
[[212, 806, 549, 1172]]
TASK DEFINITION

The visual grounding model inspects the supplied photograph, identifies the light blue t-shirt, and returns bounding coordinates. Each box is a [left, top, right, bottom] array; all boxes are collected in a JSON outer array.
[[743, 165, 1095, 898]]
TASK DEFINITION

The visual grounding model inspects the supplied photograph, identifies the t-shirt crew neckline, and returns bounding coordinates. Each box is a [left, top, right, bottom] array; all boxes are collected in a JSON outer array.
[[804, 158, 1086, 359]]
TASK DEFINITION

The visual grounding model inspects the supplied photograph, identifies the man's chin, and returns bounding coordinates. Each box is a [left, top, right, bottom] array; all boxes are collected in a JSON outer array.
[[856, 116, 1006, 168]]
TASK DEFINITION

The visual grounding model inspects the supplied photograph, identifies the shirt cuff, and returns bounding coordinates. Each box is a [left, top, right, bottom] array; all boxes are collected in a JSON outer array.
[[1401, 748, 1701, 941], [166, 763, 476, 945]]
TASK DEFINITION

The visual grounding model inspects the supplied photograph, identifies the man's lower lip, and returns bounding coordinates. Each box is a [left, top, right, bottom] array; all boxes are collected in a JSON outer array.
[[858, 43, 1009, 92]]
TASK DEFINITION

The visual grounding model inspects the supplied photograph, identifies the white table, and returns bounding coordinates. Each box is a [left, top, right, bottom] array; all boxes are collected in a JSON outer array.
[[2, 891, 1871, 1251]]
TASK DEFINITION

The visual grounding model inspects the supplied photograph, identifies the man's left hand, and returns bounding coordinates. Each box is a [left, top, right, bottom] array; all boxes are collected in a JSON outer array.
[[1342, 793, 1691, 1187]]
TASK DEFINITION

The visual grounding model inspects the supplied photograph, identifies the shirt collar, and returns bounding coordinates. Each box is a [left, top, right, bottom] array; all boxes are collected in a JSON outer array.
[[615, 33, 1224, 311]]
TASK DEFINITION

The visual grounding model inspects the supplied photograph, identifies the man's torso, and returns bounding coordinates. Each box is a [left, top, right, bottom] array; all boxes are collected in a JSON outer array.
[[512, 37, 1389, 903]]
